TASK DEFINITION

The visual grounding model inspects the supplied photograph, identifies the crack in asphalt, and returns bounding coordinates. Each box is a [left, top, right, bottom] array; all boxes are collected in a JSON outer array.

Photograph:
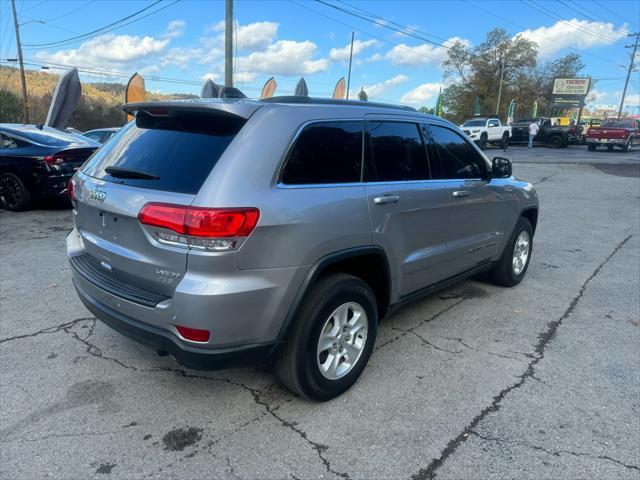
[[410, 234, 634, 480], [471, 431, 640, 472], [0, 317, 94, 344], [395, 329, 462, 354], [441, 336, 522, 360], [376, 298, 467, 351]]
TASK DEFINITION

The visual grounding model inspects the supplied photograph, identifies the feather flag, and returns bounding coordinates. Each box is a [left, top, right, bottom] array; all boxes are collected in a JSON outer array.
[[435, 87, 443, 117], [532, 100, 538, 117], [294, 77, 308, 97], [260, 77, 277, 99], [125, 73, 145, 121], [507, 99, 515, 124], [45, 67, 81, 129], [332, 77, 346, 99]]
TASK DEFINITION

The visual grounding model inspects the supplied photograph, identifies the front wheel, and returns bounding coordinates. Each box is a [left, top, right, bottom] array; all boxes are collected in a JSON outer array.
[[621, 139, 631, 152], [489, 217, 533, 287], [275, 274, 378, 401], [587, 144, 596, 151], [478, 134, 488, 150]]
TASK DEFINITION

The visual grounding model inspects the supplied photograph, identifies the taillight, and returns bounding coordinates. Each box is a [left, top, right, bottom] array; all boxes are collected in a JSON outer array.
[[138, 203, 260, 251], [175, 325, 210, 343], [66, 177, 75, 201]]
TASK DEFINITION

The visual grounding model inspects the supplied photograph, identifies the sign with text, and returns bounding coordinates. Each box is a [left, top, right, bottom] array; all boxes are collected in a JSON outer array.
[[552, 78, 591, 96], [551, 95, 585, 108]]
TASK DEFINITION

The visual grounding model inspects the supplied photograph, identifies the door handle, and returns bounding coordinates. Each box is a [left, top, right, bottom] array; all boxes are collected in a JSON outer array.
[[374, 195, 400, 205], [452, 190, 470, 198]]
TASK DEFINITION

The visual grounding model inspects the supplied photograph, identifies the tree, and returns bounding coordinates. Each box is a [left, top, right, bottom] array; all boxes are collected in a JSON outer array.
[[439, 28, 585, 123], [418, 106, 435, 114], [0, 90, 22, 122]]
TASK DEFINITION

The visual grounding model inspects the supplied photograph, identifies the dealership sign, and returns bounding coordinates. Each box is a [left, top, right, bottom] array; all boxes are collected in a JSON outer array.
[[552, 78, 591, 96]]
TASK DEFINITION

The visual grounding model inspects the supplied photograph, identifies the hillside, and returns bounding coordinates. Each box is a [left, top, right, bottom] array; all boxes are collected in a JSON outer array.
[[0, 66, 197, 131]]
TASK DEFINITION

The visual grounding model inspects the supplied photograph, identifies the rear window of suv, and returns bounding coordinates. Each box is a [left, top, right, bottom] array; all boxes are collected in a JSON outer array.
[[82, 112, 243, 194]]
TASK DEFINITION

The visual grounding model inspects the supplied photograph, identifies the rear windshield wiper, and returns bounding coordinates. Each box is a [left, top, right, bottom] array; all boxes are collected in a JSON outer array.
[[105, 166, 160, 180]]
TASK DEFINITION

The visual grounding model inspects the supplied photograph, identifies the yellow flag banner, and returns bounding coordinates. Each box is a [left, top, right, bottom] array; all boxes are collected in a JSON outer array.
[[125, 73, 146, 121]]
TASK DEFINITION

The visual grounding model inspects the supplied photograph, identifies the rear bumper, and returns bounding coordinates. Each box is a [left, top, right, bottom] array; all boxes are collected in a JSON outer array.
[[587, 138, 627, 145], [73, 276, 279, 369]]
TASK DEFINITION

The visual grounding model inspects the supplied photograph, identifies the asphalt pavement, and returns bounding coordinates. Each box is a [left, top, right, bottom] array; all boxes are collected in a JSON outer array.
[[1, 146, 639, 480]]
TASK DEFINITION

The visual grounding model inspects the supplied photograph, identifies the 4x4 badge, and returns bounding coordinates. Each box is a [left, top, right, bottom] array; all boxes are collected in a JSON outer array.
[[90, 188, 106, 202]]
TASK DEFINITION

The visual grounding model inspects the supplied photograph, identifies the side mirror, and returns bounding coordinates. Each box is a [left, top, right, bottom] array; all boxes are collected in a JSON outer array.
[[492, 157, 512, 178]]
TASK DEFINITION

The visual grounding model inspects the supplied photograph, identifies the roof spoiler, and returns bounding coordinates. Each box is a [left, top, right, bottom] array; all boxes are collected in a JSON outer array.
[[123, 99, 260, 120]]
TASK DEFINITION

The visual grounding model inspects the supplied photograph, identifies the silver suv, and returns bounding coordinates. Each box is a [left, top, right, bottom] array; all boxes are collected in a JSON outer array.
[[67, 97, 539, 401]]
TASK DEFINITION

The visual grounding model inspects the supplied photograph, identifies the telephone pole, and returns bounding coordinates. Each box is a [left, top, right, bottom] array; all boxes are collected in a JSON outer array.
[[224, 0, 233, 88], [346, 32, 354, 99], [10, 0, 29, 124], [618, 32, 639, 118]]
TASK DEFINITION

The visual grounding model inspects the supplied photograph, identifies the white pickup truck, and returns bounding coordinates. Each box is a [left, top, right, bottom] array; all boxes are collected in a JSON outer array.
[[460, 117, 511, 149]]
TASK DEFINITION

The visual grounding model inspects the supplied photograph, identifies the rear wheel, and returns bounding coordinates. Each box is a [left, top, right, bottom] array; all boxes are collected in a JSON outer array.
[[548, 135, 563, 148], [489, 217, 533, 287], [500, 132, 509, 149], [275, 273, 378, 401], [0, 173, 31, 212], [622, 139, 631, 153], [587, 144, 596, 151]]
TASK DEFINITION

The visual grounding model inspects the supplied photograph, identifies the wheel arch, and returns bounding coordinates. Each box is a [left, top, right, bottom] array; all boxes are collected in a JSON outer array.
[[277, 246, 391, 341], [520, 207, 538, 233]]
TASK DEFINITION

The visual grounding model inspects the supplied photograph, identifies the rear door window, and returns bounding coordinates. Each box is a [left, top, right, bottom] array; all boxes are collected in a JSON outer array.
[[82, 113, 244, 194], [428, 124, 489, 180], [365, 121, 430, 181], [281, 121, 363, 185]]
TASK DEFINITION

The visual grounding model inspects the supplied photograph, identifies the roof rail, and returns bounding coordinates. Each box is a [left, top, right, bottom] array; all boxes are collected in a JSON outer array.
[[260, 96, 417, 112]]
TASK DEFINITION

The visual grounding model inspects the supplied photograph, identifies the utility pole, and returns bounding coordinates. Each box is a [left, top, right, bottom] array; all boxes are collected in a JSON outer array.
[[346, 32, 354, 99], [224, 0, 233, 88], [10, 0, 29, 124], [618, 32, 639, 118]]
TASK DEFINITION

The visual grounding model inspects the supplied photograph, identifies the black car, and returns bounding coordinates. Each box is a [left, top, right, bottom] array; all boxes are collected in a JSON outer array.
[[0, 124, 99, 211], [510, 117, 580, 148]]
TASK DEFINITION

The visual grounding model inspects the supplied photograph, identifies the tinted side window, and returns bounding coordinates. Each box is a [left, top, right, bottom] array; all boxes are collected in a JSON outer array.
[[429, 125, 488, 180], [282, 121, 362, 185], [488, 120, 499, 127], [366, 121, 429, 181]]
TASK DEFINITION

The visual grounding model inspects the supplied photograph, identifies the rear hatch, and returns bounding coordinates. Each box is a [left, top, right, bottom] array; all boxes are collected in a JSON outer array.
[[72, 102, 255, 299]]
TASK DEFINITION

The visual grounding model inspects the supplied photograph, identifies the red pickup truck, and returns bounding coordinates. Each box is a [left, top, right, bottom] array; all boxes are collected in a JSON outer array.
[[586, 118, 640, 152]]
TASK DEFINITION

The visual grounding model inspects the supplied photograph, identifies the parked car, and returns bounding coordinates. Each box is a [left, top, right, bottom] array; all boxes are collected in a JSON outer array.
[[0, 124, 99, 211], [83, 127, 120, 144], [460, 117, 511, 149], [510, 117, 580, 148], [586, 118, 640, 152], [66, 97, 539, 401]]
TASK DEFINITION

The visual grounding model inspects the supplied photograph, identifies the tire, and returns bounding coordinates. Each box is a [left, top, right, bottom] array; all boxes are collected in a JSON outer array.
[[478, 133, 488, 150], [488, 217, 533, 287], [607, 145, 614, 152], [622, 139, 631, 153], [500, 132, 509, 150], [548, 135, 563, 148], [587, 144, 596, 151], [275, 273, 378, 401], [0, 173, 32, 211]]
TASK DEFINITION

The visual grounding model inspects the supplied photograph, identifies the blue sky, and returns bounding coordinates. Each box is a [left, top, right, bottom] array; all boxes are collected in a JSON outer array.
[[1, 0, 639, 111]]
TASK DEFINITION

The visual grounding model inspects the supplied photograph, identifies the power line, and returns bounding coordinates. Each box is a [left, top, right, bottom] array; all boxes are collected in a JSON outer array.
[[559, 0, 631, 35], [291, 0, 446, 64], [40, 0, 96, 23], [591, 0, 639, 28], [22, 0, 164, 48], [521, 0, 625, 44], [462, 0, 622, 66], [314, 0, 454, 51]]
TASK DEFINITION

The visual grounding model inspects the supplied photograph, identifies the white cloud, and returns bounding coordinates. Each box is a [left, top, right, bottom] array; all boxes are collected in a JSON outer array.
[[516, 19, 627, 57], [201, 72, 220, 82], [164, 20, 186, 39], [329, 39, 377, 61], [235, 40, 329, 76], [35, 33, 170, 71], [400, 82, 444, 105], [386, 37, 470, 66], [624, 93, 640, 106], [586, 89, 608, 104], [354, 74, 410, 98], [206, 20, 278, 51], [367, 53, 382, 63]]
